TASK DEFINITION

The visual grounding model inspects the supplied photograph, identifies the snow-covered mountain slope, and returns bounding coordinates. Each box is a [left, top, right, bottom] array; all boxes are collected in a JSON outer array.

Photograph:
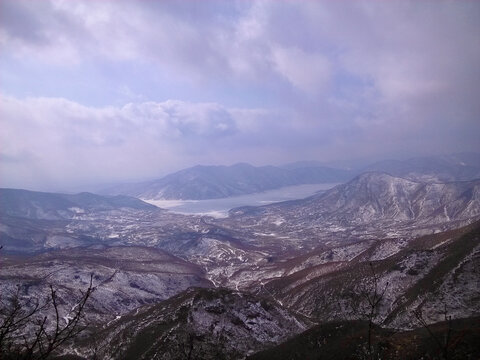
[[308, 172, 480, 223], [1, 218, 479, 358], [224, 172, 480, 244], [73, 287, 309, 360], [20, 222, 475, 359], [0, 190, 214, 253], [0, 246, 211, 325], [257, 220, 480, 329]]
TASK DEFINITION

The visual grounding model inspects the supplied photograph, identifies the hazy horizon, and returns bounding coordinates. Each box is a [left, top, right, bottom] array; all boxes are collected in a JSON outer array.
[[1, 1, 479, 192]]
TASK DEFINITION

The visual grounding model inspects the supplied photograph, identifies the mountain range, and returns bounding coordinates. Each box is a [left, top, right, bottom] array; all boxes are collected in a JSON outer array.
[[100, 153, 480, 200], [363, 152, 480, 182], [101, 162, 353, 200], [225, 172, 480, 247], [1, 153, 480, 359]]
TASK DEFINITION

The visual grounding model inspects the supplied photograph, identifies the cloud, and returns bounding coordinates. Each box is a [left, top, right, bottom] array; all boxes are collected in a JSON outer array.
[[272, 46, 331, 94], [2, 1, 479, 102], [0, 94, 279, 190], [0, 1, 479, 190]]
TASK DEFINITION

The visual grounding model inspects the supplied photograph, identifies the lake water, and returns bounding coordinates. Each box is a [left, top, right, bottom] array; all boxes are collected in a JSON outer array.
[[143, 183, 339, 218]]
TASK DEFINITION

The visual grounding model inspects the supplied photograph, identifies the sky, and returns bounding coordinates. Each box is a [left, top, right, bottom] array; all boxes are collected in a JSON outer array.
[[1, 0, 479, 191]]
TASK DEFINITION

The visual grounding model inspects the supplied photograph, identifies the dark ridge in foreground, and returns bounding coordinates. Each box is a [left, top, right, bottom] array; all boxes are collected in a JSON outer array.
[[70, 287, 309, 360], [248, 317, 480, 360]]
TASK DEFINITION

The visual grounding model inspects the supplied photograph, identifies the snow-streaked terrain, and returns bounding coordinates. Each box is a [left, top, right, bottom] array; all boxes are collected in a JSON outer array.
[[1, 171, 480, 359]]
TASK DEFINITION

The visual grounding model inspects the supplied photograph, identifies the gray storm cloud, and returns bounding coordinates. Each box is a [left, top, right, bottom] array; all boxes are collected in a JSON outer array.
[[0, 0, 479, 191]]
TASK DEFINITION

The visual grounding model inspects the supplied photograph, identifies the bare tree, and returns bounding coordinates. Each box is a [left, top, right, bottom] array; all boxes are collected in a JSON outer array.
[[355, 262, 389, 360], [0, 274, 95, 360], [0, 286, 44, 355], [413, 304, 455, 360]]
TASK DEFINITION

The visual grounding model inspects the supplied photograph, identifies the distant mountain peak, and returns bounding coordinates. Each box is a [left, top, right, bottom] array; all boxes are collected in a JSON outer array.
[[101, 163, 354, 200], [98, 153, 480, 201]]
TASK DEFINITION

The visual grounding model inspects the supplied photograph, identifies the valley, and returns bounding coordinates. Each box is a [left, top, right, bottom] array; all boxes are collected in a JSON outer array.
[[1, 160, 480, 359]]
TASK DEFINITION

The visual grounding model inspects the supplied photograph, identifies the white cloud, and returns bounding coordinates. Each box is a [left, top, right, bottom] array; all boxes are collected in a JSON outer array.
[[0, 94, 276, 190], [2, 0, 478, 103], [272, 46, 331, 94], [0, 1, 479, 190]]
